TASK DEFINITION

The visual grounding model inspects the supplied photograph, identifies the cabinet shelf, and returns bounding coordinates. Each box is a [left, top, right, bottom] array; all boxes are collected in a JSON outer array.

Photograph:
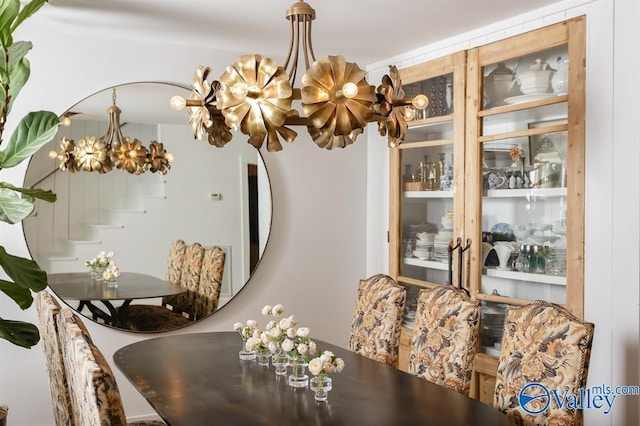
[[484, 187, 567, 198], [404, 257, 449, 270], [484, 267, 566, 286], [404, 190, 454, 199], [479, 94, 568, 117]]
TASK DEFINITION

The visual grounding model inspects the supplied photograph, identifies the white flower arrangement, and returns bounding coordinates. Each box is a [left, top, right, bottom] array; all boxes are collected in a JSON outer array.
[[233, 320, 259, 342], [308, 350, 345, 383], [85, 251, 115, 270], [102, 263, 120, 283]]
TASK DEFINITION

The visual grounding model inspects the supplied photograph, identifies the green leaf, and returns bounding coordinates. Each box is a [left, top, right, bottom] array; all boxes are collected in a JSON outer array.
[[0, 278, 32, 309], [6, 54, 29, 114], [0, 0, 19, 46], [0, 318, 40, 348], [0, 245, 47, 293], [0, 183, 56, 202], [10, 0, 48, 33], [0, 187, 34, 223], [1, 111, 59, 168]]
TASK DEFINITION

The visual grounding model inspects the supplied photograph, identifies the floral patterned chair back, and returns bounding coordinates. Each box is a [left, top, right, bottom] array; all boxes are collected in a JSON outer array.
[[408, 286, 480, 395], [349, 274, 406, 366], [35, 292, 76, 426], [165, 239, 187, 285], [194, 246, 226, 319], [163, 242, 205, 320], [493, 301, 594, 426], [56, 308, 165, 426]]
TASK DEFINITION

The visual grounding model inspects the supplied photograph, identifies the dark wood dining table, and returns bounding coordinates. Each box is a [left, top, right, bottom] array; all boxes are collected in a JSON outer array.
[[47, 272, 185, 327], [113, 331, 514, 426]]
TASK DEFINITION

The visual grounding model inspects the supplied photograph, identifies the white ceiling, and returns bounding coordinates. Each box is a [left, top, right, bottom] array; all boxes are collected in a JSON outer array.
[[44, 0, 564, 66]]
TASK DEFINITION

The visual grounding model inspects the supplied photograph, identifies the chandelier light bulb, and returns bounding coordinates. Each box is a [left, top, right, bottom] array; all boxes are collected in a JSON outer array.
[[166, 153, 175, 163], [61, 115, 72, 127], [170, 95, 187, 111], [48, 150, 58, 159], [341, 82, 359, 99], [412, 94, 429, 110]]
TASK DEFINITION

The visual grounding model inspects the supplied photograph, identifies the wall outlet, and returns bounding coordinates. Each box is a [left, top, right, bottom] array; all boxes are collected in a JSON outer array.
[[210, 193, 222, 201]]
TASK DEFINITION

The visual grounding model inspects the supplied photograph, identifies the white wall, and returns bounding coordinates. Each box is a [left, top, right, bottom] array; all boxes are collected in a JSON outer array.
[[366, 1, 639, 425], [0, 15, 367, 426]]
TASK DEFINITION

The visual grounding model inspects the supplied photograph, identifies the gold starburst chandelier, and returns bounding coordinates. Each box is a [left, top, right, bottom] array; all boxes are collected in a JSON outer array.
[[170, 0, 428, 151], [50, 88, 174, 174]]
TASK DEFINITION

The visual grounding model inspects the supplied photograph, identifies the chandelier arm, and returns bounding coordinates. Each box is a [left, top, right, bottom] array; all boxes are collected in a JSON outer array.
[[306, 18, 315, 64], [284, 19, 295, 73]]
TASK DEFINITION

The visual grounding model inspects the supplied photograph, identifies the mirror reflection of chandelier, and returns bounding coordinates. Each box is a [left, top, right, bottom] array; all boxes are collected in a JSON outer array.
[[170, 0, 428, 152], [50, 88, 174, 174]]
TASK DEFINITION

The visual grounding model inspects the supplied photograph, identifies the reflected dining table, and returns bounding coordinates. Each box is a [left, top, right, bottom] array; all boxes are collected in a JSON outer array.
[[113, 331, 514, 426], [47, 272, 185, 327]]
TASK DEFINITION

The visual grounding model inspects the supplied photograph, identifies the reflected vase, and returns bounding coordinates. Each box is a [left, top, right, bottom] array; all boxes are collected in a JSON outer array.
[[89, 267, 106, 281], [309, 376, 332, 401], [272, 352, 289, 376], [287, 354, 309, 388], [104, 279, 118, 288], [239, 340, 256, 361]]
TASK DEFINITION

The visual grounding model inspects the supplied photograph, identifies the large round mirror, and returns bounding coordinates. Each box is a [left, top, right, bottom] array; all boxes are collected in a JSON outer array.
[[22, 82, 272, 332]]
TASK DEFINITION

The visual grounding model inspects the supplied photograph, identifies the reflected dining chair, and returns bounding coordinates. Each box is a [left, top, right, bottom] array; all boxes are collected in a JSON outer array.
[[408, 285, 480, 395], [35, 291, 76, 426], [193, 246, 226, 319], [493, 301, 594, 426], [162, 241, 206, 320], [349, 274, 406, 366], [56, 307, 165, 425]]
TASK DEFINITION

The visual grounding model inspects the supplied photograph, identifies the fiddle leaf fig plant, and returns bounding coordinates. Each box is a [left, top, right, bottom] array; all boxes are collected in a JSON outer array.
[[0, 0, 60, 348]]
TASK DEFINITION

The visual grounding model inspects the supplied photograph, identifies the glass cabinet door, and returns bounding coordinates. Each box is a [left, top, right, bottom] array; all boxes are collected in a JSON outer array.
[[389, 52, 466, 327], [466, 18, 585, 354]]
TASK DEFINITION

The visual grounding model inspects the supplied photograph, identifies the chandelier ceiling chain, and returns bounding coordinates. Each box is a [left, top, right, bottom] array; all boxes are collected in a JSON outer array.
[[50, 88, 174, 174], [170, 0, 429, 152]]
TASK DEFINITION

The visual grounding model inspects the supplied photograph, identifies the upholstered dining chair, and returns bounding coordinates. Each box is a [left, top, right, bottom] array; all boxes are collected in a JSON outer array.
[[162, 241, 206, 320], [35, 291, 76, 426], [493, 301, 594, 426], [349, 274, 406, 366], [193, 246, 226, 319], [56, 307, 166, 425], [408, 285, 480, 395]]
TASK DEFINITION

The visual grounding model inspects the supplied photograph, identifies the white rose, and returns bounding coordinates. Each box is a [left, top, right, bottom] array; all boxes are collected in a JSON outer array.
[[308, 358, 323, 376], [106, 251, 115, 258], [98, 251, 106, 257], [323, 350, 334, 359], [253, 329, 261, 339], [286, 327, 296, 339], [279, 318, 291, 330], [233, 322, 243, 331], [281, 338, 294, 352], [288, 315, 297, 326], [246, 319, 258, 328], [308, 341, 317, 356], [269, 327, 280, 338], [262, 305, 272, 315], [260, 332, 271, 344], [272, 304, 284, 316], [246, 336, 260, 351], [297, 343, 308, 355], [323, 361, 335, 373], [296, 327, 310, 338], [268, 341, 278, 353], [335, 358, 345, 373], [266, 320, 275, 331]]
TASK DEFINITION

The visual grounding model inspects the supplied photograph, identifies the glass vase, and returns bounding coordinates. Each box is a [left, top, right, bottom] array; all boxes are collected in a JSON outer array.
[[256, 348, 270, 366], [309, 376, 332, 401], [272, 352, 289, 376], [239, 340, 256, 361], [287, 354, 309, 388]]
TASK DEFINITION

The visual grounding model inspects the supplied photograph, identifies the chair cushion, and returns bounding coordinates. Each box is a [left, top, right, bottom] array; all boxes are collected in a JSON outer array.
[[349, 274, 406, 366], [408, 286, 480, 395], [117, 305, 193, 332], [194, 246, 225, 319], [493, 301, 594, 426]]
